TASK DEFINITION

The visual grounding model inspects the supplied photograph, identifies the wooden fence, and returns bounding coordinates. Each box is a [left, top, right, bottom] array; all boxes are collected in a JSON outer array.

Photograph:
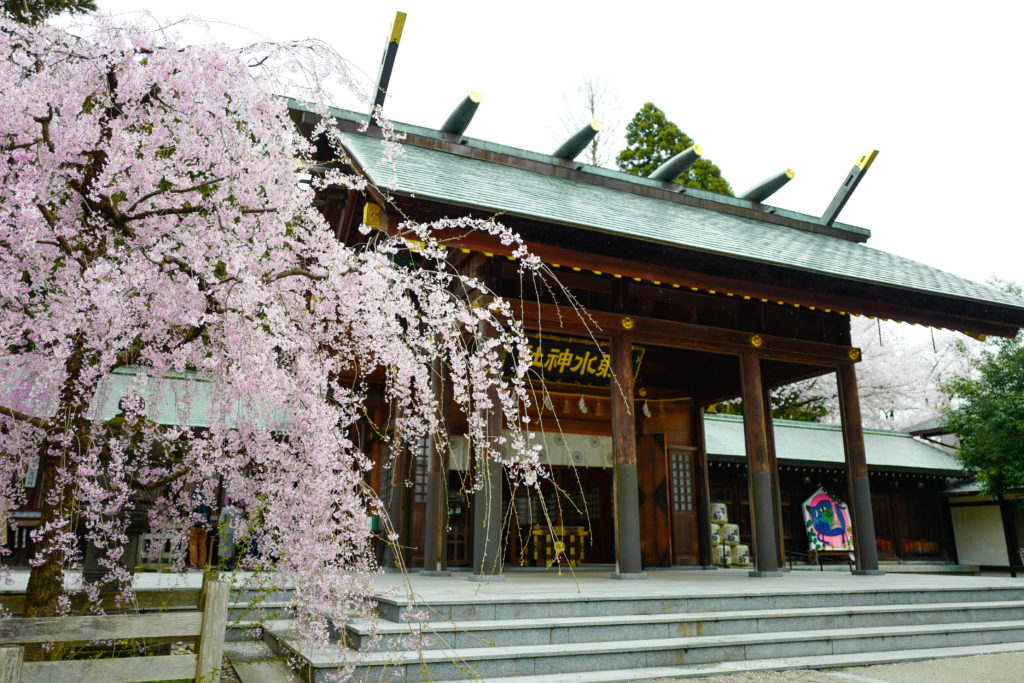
[[0, 578, 229, 683]]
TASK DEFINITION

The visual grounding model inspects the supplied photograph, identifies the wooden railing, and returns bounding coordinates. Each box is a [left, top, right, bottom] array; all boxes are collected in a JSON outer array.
[[0, 578, 229, 683]]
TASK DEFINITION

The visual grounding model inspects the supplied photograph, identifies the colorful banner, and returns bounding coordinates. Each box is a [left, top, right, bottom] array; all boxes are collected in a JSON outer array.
[[802, 488, 854, 552]]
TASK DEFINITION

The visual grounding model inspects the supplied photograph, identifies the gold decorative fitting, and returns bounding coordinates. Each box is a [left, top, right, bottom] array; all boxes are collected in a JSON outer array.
[[638, 387, 648, 398], [621, 316, 635, 330], [572, 267, 581, 272], [848, 348, 861, 361], [750, 334, 764, 348], [362, 203, 381, 228]]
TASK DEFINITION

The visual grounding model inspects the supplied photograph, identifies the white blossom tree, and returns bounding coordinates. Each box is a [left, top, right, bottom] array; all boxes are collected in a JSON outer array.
[[0, 15, 546, 650]]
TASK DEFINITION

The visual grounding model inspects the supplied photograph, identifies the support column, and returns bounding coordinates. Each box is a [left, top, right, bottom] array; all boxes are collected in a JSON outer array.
[[837, 362, 883, 575], [471, 323, 504, 581], [739, 351, 782, 576], [761, 383, 786, 570], [611, 331, 645, 579], [691, 404, 714, 568], [422, 358, 450, 575], [381, 437, 408, 572]]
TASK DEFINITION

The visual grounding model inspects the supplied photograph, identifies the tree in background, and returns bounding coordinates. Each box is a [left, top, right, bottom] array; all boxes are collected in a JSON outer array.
[[558, 78, 623, 168], [710, 317, 976, 428], [0, 16, 545, 646], [1, 0, 94, 24], [940, 283, 1024, 496], [616, 102, 733, 196]]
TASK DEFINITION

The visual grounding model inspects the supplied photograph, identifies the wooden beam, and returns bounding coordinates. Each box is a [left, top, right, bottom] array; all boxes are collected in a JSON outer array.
[[425, 222, 1022, 337], [516, 300, 859, 367]]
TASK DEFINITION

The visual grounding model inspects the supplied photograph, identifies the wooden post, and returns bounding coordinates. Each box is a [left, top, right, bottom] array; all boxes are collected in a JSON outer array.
[[382, 408, 409, 572], [690, 404, 713, 567], [611, 331, 644, 578], [0, 646, 24, 683], [837, 362, 883, 574], [761, 383, 786, 569], [194, 579, 230, 683], [198, 569, 219, 613], [739, 351, 781, 576], [422, 358, 450, 575], [471, 321, 504, 580]]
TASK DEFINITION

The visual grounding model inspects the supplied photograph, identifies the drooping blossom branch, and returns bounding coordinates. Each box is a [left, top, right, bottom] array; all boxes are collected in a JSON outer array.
[[0, 14, 556, 668]]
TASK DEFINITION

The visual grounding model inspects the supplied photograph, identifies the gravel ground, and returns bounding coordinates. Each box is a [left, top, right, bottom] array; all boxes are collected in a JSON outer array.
[[646, 652, 1024, 682]]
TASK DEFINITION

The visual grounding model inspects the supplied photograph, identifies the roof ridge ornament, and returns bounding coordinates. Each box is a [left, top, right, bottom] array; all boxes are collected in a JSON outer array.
[[440, 91, 482, 137], [648, 144, 703, 182], [552, 120, 602, 161], [821, 150, 879, 226], [741, 168, 795, 203], [369, 11, 407, 119]]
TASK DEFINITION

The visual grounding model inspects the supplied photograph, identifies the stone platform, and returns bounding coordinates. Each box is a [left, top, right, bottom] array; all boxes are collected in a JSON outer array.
[[262, 568, 1024, 681]]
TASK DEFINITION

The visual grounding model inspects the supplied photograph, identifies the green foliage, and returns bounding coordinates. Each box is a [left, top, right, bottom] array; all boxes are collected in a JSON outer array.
[[941, 329, 1024, 496], [1, 0, 95, 24], [616, 102, 733, 196]]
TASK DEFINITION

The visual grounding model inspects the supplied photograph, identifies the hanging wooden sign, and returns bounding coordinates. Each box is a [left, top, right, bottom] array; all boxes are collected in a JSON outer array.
[[503, 332, 644, 387]]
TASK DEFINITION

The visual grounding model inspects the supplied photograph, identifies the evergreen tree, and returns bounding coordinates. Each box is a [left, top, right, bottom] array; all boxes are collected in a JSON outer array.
[[941, 329, 1024, 496], [2, 0, 95, 24], [616, 102, 732, 196]]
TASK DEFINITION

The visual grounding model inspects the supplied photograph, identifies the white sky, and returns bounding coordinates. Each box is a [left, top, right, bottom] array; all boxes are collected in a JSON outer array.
[[93, 1, 1024, 287]]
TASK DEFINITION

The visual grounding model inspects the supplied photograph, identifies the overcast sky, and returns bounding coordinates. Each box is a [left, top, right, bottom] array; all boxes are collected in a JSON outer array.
[[94, 1, 1024, 288]]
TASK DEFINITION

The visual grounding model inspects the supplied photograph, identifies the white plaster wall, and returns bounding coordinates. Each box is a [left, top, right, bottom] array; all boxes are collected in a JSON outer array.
[[951, 505, 1009, 565]]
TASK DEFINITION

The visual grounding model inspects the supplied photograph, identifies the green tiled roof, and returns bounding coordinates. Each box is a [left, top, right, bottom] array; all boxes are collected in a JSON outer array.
[[340, 132, 1024, 312], [704, 413, 961, 472]]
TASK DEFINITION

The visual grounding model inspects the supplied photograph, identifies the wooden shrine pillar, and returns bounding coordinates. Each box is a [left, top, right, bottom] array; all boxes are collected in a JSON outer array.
[[381, 429, 409, 572], [422, 358, 450, 575], [611, 331, 645, 578], [691, 404, 714, 567], [761, 383, 786, 569], [738, 351, 782, 576], [837, 362, 883, 574], [471, 322, 504, 580]]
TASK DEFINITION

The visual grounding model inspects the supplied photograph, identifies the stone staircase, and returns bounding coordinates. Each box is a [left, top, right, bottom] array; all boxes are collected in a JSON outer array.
[[260, 581, 1024, 681]]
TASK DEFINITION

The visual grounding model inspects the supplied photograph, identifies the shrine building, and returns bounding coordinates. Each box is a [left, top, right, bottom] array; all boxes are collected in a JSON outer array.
[[289, 94, 1024, 579]]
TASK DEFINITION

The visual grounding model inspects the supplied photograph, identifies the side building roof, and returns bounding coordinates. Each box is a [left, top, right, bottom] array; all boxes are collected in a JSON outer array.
[[704, 413, 962, 474]]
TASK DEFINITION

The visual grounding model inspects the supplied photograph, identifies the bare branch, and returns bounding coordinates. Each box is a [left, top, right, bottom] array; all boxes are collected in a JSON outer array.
[[0, 404, 48, 430], [126, 176, 227, 215], [264, 267, 327, 283]]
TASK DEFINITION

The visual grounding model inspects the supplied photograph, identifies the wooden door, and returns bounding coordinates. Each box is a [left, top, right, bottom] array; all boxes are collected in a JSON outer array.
[[872, 492, 897, 559], [667, 446, 698, 565], [636, 434, 672, 567]]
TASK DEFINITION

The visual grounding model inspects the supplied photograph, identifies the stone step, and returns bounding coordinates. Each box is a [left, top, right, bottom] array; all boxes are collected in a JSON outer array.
[[268, 619, 1024, 681], [343, 600, 1024, 651], [428, 641, 1024, 682], [373, 585, 1024, 622]]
